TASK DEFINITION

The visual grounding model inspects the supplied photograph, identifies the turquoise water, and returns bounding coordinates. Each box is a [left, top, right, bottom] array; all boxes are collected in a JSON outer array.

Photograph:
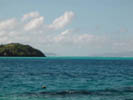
[[0, 57, 133, 100]]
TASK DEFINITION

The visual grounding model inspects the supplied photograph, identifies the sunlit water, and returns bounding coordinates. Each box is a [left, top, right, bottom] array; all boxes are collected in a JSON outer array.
[[0, 57, 133, 100]]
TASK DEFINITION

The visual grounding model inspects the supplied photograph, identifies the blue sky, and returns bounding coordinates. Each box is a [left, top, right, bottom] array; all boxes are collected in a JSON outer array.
[[0, 0, 133, 56]]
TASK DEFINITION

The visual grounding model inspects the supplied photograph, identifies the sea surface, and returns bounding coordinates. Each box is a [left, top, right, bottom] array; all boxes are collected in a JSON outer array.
[[0, 57, 133, 100]]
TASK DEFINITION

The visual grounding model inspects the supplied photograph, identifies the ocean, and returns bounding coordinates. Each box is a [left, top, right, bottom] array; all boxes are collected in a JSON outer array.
[[0, 57, 133, 100]]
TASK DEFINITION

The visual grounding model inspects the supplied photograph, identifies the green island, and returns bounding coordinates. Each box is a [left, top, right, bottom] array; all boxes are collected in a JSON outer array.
[[0, 43, 46, 57]]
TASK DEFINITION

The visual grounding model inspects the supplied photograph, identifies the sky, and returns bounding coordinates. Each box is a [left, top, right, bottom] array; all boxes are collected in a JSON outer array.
[[0, 0, 133, 56]]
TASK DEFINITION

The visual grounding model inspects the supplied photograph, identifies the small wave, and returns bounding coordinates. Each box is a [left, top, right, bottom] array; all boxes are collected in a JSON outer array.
[[19, 86, 133, 97], [2, 86, 133, 98]]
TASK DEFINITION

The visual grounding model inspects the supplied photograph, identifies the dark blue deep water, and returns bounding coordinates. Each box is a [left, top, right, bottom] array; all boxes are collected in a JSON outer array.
[[0, 57, 133, 100]]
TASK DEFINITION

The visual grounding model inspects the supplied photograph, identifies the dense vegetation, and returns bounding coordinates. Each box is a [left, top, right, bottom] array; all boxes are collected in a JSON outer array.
[[0, 43, 46, 57]]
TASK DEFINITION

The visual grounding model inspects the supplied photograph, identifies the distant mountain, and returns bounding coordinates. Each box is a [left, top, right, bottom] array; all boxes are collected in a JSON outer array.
[[0, 43, 46, 57]]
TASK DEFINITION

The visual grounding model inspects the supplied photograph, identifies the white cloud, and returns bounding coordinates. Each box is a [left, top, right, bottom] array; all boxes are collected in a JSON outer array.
[[0, 18, 17, 30], [61, 29, 72, 35], [120, 28, 128, 33], [0, 31, 6, 37], [53, 29, 98, 46], [22, 11, 40, 21], [0, 11, 131, 56], [49, 11, 75, 30], [24, 16, 44, 31], [74, 34, 95, 43]]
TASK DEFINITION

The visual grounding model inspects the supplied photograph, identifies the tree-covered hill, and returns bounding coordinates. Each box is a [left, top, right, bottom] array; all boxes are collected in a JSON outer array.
[[0, 43, 46, 57]]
